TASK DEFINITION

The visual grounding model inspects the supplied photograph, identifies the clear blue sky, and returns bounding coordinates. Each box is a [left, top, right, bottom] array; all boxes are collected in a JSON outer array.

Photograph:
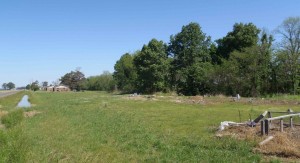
[[0, 0, 299, 87]]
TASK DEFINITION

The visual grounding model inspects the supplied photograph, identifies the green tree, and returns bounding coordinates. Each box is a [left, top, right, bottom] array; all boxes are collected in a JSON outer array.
[[60, 70, 86, 91], [85, 71, 116, 92], [212, 30, 273, 97], [6, 82, 15, 90], [134, 39, 171, 93], [26, 84, 31, 90], [275, 17, 300, 94], [42, 81, 48, 87], [168, 22, 213, 95], [216, 23, 261, 60], [113, 53, 137, 93], [30, 80, 40, 91], [2, 83, 7, 90]]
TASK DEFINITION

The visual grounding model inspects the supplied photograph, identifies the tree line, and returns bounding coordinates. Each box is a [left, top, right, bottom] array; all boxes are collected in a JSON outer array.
[[28, 70, 115, 92], [113, 17, 300, 97], [1, 82, 15, 90]]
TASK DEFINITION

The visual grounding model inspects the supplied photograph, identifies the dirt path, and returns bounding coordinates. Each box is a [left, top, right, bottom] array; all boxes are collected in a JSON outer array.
[[0, 90, 20, 98]]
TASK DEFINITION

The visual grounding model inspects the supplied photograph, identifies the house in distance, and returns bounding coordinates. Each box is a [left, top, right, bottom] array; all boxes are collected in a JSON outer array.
[[45, 85, 70, 92]]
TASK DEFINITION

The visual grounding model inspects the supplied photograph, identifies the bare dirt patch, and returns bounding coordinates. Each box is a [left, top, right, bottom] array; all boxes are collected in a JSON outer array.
[[125, 94, 159, 101], [24, 110, 42, 118]]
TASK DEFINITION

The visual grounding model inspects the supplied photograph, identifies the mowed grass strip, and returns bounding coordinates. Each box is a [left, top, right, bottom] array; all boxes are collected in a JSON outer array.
[[18, 91, 268, 162]]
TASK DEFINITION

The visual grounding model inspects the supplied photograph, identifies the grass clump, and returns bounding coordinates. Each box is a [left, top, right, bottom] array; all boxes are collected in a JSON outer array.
[[1, 109, 24, 129], [0, 127, 28, 162]]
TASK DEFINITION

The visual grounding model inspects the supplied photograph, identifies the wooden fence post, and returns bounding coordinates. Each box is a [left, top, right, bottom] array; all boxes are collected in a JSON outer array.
[[261, 120, 265, 135], [268, 111, 272, 118], [290, 116, 293, 129], [268, 112, 272, 128], [280, 119, 283, 132], [265, 119, 269, 135]]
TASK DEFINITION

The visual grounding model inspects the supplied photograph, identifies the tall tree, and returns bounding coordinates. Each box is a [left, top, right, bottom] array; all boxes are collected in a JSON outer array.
[[30, 80, 40, 91], [216, 23, 261, 60], [212, 30, 272, 96], [275, 17, 300, 94], [42, 81, 48, 87], [2, 83, 7, 90], [134, 39, 171, 93], [6, 82, 15, 90], [113, 53, 137, 93], [168, 22, 213, 95], [60, 70, 86, 91]]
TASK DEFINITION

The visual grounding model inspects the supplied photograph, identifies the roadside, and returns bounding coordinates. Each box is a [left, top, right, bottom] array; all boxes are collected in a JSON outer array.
[[0, 90, 20, 98]]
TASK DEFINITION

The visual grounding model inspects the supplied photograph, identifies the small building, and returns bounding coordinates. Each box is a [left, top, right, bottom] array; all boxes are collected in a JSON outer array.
[[54, 85, 70, 92], [45, 86, 54, 91], [45, 85, 70, 92]]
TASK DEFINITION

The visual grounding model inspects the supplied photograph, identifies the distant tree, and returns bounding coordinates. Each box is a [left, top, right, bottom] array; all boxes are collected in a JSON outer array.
[[275, 17, 300, 94], [113, 53, 137, 93], [42, 81, 48, 87], [6, 82, 15, 90], [60, 70, 86, 91], [30, 80, 39, 91], [85, 71, 116, 92], [134, 39, 171, 93], [168, 22, 213, 95], [2, 83, 7, 90], [26, 84, 31, 90], [216, 23, 261, 61]]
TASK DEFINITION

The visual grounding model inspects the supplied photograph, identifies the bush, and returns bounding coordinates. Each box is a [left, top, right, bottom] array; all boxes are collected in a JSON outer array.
[[1, 109, 24, 129]]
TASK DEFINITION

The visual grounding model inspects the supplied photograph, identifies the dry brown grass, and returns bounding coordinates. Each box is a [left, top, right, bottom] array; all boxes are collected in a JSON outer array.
[[256, 132, 300, 158], [217, 124, 300, 159], [0, 110, 8, 117], [24, 110, 41, 118]]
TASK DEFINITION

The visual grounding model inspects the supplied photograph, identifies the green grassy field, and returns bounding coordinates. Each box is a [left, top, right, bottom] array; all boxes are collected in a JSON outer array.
[[0, 91, 299, 162]]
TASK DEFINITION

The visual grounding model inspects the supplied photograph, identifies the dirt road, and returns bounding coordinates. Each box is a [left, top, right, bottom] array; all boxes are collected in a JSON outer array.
[[0, 90, 20, 98]]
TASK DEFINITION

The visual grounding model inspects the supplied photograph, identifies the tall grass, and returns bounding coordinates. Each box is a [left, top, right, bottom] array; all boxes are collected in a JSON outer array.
[[0, 91, 29, 162], [1, 109, 24, 128], [0, 126, 28, 162]]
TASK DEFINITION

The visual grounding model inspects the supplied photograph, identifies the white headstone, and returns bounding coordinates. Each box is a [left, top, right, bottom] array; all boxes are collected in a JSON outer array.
[[237, 94, 240, 100]]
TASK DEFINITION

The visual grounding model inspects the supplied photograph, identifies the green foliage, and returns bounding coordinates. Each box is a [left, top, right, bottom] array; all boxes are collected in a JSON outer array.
[[25, 84, 30, 90], [134, 39, 171, 93], [6, 82, 16, 89], [29, 80, 40, 91], [169, 22, 213, 95], [1, 109, 24, 129], [275, 17, 300, 94], [60, 70, 86, 91], [85, 71, 116, 92], [42, 81, 48, 87], [216, 23, 260, 60], [111, 19, 298, 96], [2, 83, 7, 90], [113, 53, 137, 93], [212, 27, 272, 96]]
